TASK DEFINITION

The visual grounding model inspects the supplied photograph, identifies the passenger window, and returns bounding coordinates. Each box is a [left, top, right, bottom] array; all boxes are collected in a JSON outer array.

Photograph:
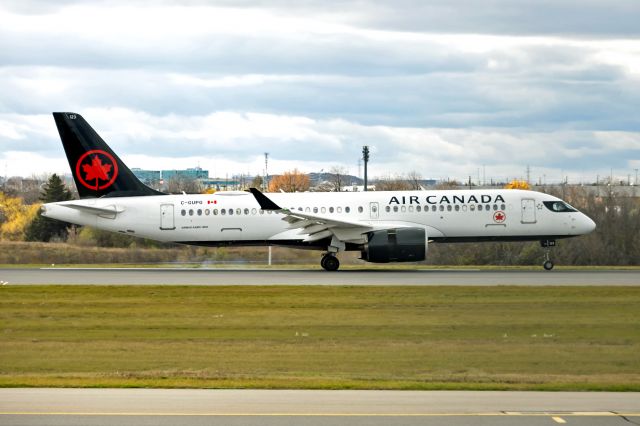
[[470, 204, 475, 211], [393, 206, 399, 212], [416, 206, 421, 212], [251, 208, 257, 215], [260, 210, 264, 215], [345, 207, 350, 213], [501, 204, 506, 210], [462, 205, 468, 212], [205, 209, 210, 216], [385, 206, 391, 213], [305, 207, 310, 212], [329, 207, 334, 213], [244, 208, 249, 215], [181, 209, 186, 216], [337, 207, 342, 213], [408, 206, 414, 212], [358, 206, 363, 213], [321, 207, 326, 213], [478, 205, 483, 211], [493, 204, 498, 211], [228, 209, 233, 215], [213, 209, 218, 215], [313, 207, 318, 213], [455, 205, 460, 212], [189, 209, 194, 216], [235, 208, 240, 215], [401, 206, 406, 212], [439, 205, 444, 212], [197, 209, 202, 216], [432, 205, 437, 212], [298, 207, 303, 211], [447, 205, 452, 212]]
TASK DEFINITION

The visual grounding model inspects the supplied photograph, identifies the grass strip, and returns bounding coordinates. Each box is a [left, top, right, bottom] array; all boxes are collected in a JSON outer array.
[[1, 285, 639, 390]]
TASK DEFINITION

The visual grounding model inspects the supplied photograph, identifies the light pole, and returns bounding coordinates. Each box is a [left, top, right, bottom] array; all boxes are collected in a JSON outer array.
[[362, 146, 369, 191]]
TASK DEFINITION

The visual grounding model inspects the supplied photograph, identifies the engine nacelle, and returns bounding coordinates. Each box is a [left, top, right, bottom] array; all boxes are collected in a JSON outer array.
[[361, 227, 427, 263]]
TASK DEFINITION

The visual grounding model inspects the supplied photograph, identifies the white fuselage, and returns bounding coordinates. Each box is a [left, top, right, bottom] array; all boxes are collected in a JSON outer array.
[[42, 189, 596, 249]]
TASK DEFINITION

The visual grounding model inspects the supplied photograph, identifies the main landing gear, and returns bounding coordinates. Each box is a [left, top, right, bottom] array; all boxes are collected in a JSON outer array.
[[321, 253, 340, 271], [540, 239, 556, 271]]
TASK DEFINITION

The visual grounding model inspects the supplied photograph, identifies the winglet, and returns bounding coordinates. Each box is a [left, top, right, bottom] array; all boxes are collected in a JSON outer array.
[[249, 188, 282, 210]]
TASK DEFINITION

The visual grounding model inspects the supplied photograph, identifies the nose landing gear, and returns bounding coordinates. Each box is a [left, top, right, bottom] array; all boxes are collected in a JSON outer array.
[[321, 253, 340, 271], [540, 239, 556, 270]]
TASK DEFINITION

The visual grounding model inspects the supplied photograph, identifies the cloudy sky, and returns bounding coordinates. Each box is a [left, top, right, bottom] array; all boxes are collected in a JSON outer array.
[[1, 0, 639, 184]]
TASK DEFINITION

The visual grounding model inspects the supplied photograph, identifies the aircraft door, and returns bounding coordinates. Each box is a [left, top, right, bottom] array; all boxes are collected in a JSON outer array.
[[370, 202, 379, 219], [160, 204, 175, 230], [521, 198, 536, 224]]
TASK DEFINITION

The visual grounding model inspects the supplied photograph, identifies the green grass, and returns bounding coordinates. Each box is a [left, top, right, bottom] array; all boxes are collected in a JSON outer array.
[[1, 285, 639, 390]]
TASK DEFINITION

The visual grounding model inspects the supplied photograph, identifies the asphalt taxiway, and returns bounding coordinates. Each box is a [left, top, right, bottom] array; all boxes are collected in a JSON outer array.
[[0, 267, 638, 285], [1, 389, 639, 426]]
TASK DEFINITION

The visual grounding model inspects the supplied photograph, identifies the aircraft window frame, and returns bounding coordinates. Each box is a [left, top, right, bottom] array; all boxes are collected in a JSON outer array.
[[470, 204, 475, 211], [321, 207, 326, 213], [393, 206, 399, 213], [385, 206, 391, 213], [337, 207, 343, 213], [501, 203, 506, 210], [181, 209, 186, 216], [478, 205, 483, 211], [205, 209, 210, 216], [462, 205, 468, 212], [543, 201, 578, 213], [197, 209, 202, 216], [252, 208, 257, 215], [401, 206, 406, 213], [345, 207, 350, 213], [313, 207, 318, 213], [439, 205, 444, 212], [213, 209, 218, 215], [228, 209, 234, 216], [485, 204, 490, 211], [408, 206, 414, 212], [358, 206, 363, 213], [329, 207, 334, 213], [305, 207, 310, 213], [493, 204, 498, 211], [432, 205, 437, 212], [416, 205, 421, 212], [189, 209, 194, 216], [447, 205, 452, 212], [244, 208, 250, 215], [259, 209, 264, 215], [454, 205, 460, 212]]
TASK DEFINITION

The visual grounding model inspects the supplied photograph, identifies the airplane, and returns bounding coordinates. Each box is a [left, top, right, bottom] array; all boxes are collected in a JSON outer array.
[[41, 112, 596, 271]]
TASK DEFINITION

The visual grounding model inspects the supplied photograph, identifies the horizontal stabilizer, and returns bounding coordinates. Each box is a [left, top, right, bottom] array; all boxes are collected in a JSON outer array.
[[62, 203, 124, 216]]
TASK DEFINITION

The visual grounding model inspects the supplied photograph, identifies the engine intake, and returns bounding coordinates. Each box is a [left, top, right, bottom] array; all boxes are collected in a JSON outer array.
[[362, 227, 427, 263]]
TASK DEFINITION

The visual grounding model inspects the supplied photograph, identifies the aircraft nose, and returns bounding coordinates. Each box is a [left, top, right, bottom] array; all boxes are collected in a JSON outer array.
[[579, 214, 596, 234]]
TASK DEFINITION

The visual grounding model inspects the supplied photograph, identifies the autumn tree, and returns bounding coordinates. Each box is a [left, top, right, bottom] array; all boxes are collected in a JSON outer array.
[[24, 174, 73, 242], [375, 175, 412, 191], [166, 176, 203, 194], [328, 166, 349, 192], [268, 169, 310, 192], [0, 192, 40, 241]]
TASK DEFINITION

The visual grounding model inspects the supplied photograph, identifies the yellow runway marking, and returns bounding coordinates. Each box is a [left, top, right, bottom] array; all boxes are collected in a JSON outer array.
[[0, 412, 638, 417]]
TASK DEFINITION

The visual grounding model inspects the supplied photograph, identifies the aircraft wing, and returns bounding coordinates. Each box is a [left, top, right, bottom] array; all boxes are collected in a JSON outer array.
[[249, 188, 372, 242]]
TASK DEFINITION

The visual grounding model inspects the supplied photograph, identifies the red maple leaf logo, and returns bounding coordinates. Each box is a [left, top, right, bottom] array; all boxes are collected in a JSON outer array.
[[494, 211, 506, 223], [75, 150, 119, 191], [82, 155, 112, 182]]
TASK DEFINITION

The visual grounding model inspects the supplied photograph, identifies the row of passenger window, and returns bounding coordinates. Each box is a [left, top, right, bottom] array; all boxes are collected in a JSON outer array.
[[385, 203, 507, 213], [180, 203, 508, 217]]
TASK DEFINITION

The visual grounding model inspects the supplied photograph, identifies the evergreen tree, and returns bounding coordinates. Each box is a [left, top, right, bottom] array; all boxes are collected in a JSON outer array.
[[25, 174, 73, 242]]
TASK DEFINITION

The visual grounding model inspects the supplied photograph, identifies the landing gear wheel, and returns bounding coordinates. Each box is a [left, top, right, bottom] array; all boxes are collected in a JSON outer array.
[[321, 254, 340, 271], [540, 240, 556, 271], [543, 260, 554, 271]]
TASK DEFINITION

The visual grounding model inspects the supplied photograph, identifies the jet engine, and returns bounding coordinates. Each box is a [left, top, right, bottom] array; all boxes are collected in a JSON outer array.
[[361, 227, 427, 263]]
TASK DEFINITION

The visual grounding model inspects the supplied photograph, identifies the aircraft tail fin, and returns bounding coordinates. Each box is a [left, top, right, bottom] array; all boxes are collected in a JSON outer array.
[[52, 112, 165, 199]]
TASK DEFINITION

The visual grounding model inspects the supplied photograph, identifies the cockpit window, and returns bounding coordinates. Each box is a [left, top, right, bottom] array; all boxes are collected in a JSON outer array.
[[543, 201, 577, 213]]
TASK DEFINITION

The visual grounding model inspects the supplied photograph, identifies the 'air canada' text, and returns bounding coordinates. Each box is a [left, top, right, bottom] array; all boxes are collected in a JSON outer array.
[[389, 194, 506, 205]]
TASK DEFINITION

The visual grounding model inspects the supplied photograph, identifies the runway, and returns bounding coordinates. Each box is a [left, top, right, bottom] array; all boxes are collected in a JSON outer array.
[[1, 389, 639, 426], [0, 267, 638, 286]]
